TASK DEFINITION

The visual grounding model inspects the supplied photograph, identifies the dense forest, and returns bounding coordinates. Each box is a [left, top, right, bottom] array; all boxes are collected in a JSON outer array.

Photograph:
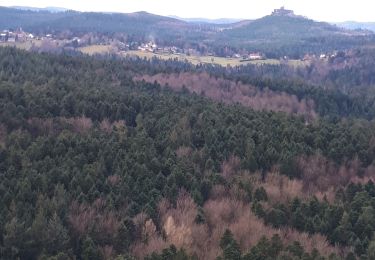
[[0, 46, 375, 259], [127, 49, 375, 121]]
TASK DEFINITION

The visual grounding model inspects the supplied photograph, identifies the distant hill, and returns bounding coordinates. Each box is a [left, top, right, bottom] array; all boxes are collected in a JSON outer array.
[[336, 21, 375, 32], [169, 16, 243, 24], [11, 6, 69, 12], [31, 11, 189, 33], [0, 7, 198, 43], [0, 7, 67, 30], [214, 14, 375, 58], [221, 15, 337, 39], [0, 7, 186, 32]]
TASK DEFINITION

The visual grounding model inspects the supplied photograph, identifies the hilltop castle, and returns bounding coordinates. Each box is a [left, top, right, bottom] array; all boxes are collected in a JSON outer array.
[[272, 7, 295, 17]]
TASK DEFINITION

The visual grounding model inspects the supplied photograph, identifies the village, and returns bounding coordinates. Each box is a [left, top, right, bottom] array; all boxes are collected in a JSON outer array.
[[0, 27, 271, 61], [0, 26, 340, 65], [0, 28, 35, 42]]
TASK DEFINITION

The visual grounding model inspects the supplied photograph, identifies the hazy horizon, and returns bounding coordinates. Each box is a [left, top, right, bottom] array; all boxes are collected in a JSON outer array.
[[1, 0, 375, 22]]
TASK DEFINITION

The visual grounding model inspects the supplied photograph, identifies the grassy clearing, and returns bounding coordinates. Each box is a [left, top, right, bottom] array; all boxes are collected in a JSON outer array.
[[0, 40, 42, 50], [0, 41, 309, 68], [78, 45, 114, 55], [124, 50, 309, 67]]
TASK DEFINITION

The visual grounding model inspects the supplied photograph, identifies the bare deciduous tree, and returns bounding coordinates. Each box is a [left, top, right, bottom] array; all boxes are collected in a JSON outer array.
[[135, 72, 317, 120]]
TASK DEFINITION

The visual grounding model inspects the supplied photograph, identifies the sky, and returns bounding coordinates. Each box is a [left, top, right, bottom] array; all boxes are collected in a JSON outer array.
[[0, 0, 374, 22]]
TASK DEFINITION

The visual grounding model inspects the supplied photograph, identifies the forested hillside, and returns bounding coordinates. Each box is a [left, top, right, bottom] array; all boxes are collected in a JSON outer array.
[[0, 47, 375, 259], [212, 15, 375, 58], [0, 7, 203, 46], [0, 7, 188, 34]]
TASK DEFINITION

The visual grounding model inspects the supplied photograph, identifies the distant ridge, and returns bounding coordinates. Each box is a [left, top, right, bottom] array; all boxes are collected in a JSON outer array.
[[11, 6, 69, 13], [336, 21, 375, 32], [169, 16, 243, 24]]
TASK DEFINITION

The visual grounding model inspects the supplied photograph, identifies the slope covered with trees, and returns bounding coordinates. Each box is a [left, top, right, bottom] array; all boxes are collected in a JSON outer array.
[[0, 7, 203, 45], [0, 47, 375, 259], [213, 15, 375, 58]]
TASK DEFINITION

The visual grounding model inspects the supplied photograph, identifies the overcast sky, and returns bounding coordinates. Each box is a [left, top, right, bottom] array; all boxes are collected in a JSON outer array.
[[0, 0, 374, 22]]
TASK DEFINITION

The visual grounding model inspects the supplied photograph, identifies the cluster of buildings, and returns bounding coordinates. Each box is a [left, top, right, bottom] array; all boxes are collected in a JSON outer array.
[[0, 26, 267, 60], [137, 41, 185, 55], [232, 52, 265, 61], [301, 52, 339, 61], [157, 46, 184, 55], [137, 41, 158, 52], [0, 28, 89, 48], [0, 28, 34, 43]]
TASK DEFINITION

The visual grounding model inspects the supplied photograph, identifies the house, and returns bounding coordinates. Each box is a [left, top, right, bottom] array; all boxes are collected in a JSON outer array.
[[138, 42, 157, 52], [302, 54, 316, 61], [0, 33, 6, 42], [187, 48, 199, 56], [240, 52, 265, 62], [157, 47, 172, 54], [248, 52, 264, 60], [138, 46, 145, 51], [116, 42, 128, 51], [17, 33, 26, 42]]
